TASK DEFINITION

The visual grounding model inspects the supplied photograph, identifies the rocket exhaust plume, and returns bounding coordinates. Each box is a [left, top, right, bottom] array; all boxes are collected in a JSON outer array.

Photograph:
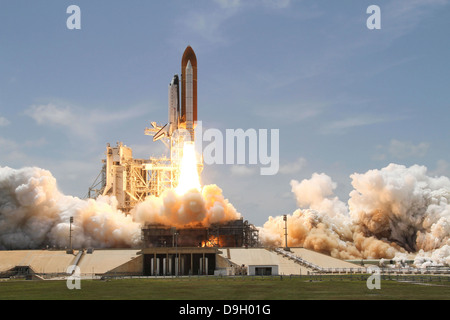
[[132, 140, 241, 228], [260, 164, 450, 266], [175, 142, 201, 196], [132, 184, 241, 229]]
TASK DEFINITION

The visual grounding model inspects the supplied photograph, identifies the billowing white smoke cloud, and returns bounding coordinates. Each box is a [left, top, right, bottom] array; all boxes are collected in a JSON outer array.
[[2, 163, 448, 266], [260, 164, 450, 265], [349, 164, 450, 253], [0, 166, 142, 249], [290, 172, 349, 219], [0, 166, 241, 250]]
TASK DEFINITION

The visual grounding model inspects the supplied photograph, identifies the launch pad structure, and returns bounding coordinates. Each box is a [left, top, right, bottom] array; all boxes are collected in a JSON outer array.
[[87, 46, 260, 251], [142, 219, 260, 249], [88, 142, 176, 211]]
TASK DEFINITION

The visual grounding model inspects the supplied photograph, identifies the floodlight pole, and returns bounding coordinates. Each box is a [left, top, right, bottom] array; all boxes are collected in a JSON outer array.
[[175, 232, 179, 276], [171, 227, 176, 248], [283, 215, 289, 251], [69, 216, 73, 252]]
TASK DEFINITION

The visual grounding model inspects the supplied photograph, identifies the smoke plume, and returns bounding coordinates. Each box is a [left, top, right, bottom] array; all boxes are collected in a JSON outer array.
[[0, 166, 142, 249], [1, 163, 448, 266], [260, 164, 450, 265], [0, 166, 240, 250], [132, 184, 241, 228]]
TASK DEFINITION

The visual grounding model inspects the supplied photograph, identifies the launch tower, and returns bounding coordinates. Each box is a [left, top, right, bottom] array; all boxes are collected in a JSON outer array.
[[88, 46, 201, 214]]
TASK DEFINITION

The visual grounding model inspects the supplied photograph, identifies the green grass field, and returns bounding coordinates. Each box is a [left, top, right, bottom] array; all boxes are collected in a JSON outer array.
[[0, 277, 449, 300]]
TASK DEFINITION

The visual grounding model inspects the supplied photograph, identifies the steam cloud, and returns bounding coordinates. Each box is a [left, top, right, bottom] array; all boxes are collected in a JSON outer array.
[[1, 164, 449, 267], [0, 166, 240, 250], [0, 166, 141, 249], [260, 164, 450, 266]]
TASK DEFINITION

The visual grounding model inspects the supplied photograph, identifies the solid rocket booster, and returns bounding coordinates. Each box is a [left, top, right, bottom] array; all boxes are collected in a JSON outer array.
[[168, 75, 179, 136], [181, 45, 197, 140]]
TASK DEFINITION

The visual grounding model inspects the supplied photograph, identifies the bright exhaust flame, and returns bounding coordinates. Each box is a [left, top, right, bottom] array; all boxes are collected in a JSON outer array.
[[175, 142, 201, 195], [202, 236, 220, 247]]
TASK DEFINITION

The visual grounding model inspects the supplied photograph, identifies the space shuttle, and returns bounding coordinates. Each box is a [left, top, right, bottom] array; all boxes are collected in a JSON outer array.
[[153, 46, 197, 142]]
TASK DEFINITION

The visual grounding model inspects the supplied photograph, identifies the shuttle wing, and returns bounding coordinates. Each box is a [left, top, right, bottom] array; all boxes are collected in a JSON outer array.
[[153, 124, 168, 142]]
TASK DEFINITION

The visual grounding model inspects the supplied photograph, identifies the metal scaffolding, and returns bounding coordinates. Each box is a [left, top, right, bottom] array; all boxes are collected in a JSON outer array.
[[141, 219, 260, 249], [88, 142, 179, 214]]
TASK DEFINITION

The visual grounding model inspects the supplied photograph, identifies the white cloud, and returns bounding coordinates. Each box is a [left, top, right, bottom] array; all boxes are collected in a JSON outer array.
[[0, 137, 26, 163], [388, 139, 429, 159], [322, 114, 393, 134], [24, 102, 148, 140], [214, 0, 291, 10], [262, 0, 291, 9], [384, 0, 450, 39], [431, 159, 450, 177], [372, 145, 387, 161], [26, 103, 98, 142], [0, 116, 10, 127], [176, 0, 292, 47], [279, 157, 307, 174], [0, 136, 18, 149], [214, 0, 242, 9], [24, 137, 48, 148], [253, 101, 326, 124], [26, 104, 73, 126], [179, 5, 240, 46], [373, 139, 430, 161]]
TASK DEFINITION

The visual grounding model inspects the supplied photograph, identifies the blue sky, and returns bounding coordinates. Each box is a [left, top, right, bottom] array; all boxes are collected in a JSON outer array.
[[1, 0, 449, 226]]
